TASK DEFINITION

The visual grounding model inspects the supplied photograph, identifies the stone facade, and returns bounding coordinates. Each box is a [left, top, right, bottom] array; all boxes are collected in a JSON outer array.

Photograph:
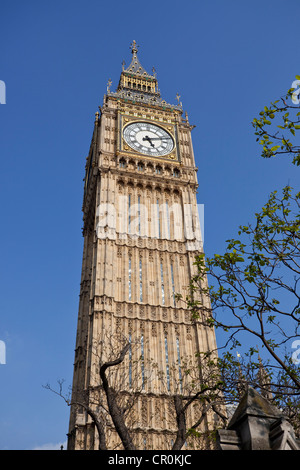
[[217, 387, 300, 450], [67, 42, 218, 450]]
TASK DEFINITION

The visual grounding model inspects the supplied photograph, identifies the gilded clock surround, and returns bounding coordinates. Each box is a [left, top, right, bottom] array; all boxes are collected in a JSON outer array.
[[120, 115, 178, 161]]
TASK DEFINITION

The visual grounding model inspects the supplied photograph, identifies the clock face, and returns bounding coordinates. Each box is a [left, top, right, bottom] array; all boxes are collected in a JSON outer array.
[[123, 122, 174, 157]]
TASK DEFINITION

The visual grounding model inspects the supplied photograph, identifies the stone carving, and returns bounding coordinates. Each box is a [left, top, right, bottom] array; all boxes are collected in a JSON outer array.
[[217, 387, 300, 451]]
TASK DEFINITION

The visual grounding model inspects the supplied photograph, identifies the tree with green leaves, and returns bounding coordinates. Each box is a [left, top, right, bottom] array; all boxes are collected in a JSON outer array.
[[186, 78, 300, 433], [252, 75, 300, 165]]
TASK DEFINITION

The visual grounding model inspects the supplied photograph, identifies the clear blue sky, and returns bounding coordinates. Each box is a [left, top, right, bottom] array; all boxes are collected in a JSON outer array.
[[0, 0, 298, 450]]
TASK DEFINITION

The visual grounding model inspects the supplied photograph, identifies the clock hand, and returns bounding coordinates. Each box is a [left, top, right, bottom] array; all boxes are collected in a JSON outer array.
[[144, 137, 172, 140], [142, 135, 155, 147]]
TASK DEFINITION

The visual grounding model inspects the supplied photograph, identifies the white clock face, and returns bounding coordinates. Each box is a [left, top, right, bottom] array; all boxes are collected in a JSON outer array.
[[123, 122, 174, 157]]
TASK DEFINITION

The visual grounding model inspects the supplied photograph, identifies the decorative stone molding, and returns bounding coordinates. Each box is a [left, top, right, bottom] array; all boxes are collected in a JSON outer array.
[[217, 387, 300, 451]]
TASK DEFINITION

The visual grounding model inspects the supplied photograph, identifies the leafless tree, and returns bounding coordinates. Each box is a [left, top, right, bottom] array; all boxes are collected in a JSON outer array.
[[45, 330, 229, 450]]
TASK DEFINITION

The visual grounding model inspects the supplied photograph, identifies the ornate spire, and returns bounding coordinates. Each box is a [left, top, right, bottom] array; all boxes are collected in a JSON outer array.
[[107, 41, 183, 112], [123, 39, 152, 78]]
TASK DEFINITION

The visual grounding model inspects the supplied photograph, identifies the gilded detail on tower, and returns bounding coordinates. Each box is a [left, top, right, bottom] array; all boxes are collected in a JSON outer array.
[[120, 116, 178, 160]]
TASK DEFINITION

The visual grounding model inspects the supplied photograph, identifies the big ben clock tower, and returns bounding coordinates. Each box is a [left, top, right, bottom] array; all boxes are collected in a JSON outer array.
[[68, 41, 218, 450]]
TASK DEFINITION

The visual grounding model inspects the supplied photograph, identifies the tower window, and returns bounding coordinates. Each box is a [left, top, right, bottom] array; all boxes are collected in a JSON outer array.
[[166, 201, 170, 239], [139, 258, 143, 302], [128, 258, 132, 301], [128, 194, 131, 233], [173, 169, 180, 178], [141, 335, 145, 389], [157, 199, 161, 238], [137, 162, 144, 171], [129, 333, 132, 388], [176, 337, 182, 392], [119, 159, 126, 168], [171, 263, 175, 306], [165, 337, 170, 391], [138, 195, 141, 235], [160, 262, 165, 305]]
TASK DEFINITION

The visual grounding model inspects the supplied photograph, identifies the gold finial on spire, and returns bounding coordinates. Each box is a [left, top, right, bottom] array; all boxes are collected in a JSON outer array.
[[130, 40, 139, 54], [176, 93, 182, 107], [107, 78, 112, 93]]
